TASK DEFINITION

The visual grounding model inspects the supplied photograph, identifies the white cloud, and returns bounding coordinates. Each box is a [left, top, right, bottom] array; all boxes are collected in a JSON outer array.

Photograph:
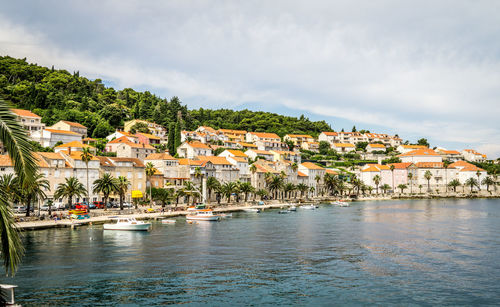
[[0, 1, 499, 158]]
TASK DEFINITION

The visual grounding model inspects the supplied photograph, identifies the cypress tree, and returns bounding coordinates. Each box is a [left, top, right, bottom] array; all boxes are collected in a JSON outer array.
[[167, 123, 175, 154], [174, 120, 181, 150]]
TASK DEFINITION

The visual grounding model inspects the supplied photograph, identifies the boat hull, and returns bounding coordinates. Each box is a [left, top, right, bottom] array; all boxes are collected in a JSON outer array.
[[103, 223, 151, 231], [186, 215, 220, 221]]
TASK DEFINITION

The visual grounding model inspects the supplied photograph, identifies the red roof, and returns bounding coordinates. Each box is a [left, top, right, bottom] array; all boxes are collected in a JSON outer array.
[[11, 109, 41, 118]]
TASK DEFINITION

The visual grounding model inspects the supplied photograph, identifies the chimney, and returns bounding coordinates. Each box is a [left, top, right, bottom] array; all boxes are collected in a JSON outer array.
[[68, 146, 71, 155]]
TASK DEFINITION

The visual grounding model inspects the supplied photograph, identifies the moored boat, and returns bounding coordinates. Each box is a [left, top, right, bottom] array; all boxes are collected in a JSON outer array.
[[186, 209, 220, 221], [301, 204, 317, 210], [103, 217, 151, 231], [243, 208, 261, 213], [161, 219, 176, 224], [219, 213, 232, 218], [288, 205, 297, 211]]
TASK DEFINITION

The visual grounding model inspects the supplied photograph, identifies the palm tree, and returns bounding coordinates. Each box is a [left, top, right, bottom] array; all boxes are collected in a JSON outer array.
[[418, 184, 423, 194], [238, 182, 254, 202], [249, 164, 257, 175], [256, 189, 268, 200], [390, 164, 395, 192], [194, 167, 203, 187], [283, 183, 295, 199], [54, 177, 87, 209], [206, 176, 220, 202], [482, 176, 495, 192], [151, 187, 173, 208], [373, 174, 381, 195], [0, 174, 19, 204], [291, 162, 298, 172], [93, 173, 119, 210], [381, 184, 391, 194], [81, 147, 93, 204], [443, 160, 451, 194], [221, 182, 237, 203], [268, 175, 284, 199], [0, 97, 39, 275], [183, 181, 198, 204], [297, 183, 308, 198], [424, 170, 433, 192], [448, 179, 461, 193], [20, 172, 50, 217], [397, 184, 407, 194], [315, 175, 322, 197], [407, 172, 413, 194], [116, 176, 130, 210], [145, 162, 157, 207], [465, 177, 479, 193], [309, 186, 315, 198], [476, 170, 482, 191]]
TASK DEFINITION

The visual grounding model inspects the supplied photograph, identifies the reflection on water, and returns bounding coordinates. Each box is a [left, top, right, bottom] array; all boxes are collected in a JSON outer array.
[[7, 199, 500, 305]]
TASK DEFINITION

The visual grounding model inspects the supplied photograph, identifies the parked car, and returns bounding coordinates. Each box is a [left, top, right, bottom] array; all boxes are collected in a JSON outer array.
[[52, 202, 65, 210], [92, 201, 105, 209], [73, 203, 88, 210], [122, 202, 132, 208], [13, 206, 27, 213], [40, 204, 50, 211]]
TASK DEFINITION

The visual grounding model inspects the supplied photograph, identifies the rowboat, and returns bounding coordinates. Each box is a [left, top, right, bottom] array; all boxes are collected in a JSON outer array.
[[186, 209, 220, 221], [103, 217, 151, 231]]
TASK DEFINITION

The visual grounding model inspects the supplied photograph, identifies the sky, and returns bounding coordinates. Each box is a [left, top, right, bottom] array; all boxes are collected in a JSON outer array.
[[1, 1, 499, 158]]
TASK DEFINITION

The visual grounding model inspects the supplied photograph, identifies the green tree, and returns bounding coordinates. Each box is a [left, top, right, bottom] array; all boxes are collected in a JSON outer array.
[[221, 182, 237, 203], [206, 176, 220, 201], [481, 176, 494, 192], [167, 122, 175, 154], [116, 176, 130, 210], [373, 174, 381, 194], [407, 172, 413, 194], [381, 184, 391, 194], [81, 147, 93, 204], [174, 120, 181, 150], [448, 179, 460, 193], [145, 162, 157, 207], [238, 182, 254, 202], [93, 173, 119, 210], [465, 177, 479, 193], [416, 138, 429, 147], [19, 172, 50, 217], [297, 183, 308, 198], [54, 177, 87, 209], [256, 189, 268, 200], [424, 170, 433, 192], [151, 187, 173, 207], [397, 184, 407, 194]]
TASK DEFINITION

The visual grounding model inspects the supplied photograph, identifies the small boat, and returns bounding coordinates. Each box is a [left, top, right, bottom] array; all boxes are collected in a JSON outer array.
[[161, 219, 176, 224], [103, 217, 151, 231], [288, 205, 297, 211], [333, 200, 350, 207], [278, 210, 289, 214], [243, 208, 261, 213], [219, 213, 233, 218], [301, 204, 316, 210], [186, 209, 220, 221]]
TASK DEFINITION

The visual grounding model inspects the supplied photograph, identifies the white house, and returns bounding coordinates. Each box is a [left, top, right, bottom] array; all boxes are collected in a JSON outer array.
[[398, 148, 442, 164], [11, 108, 45, 136], [397, 145, 428, 154], [245, 149, 274, 161], [366, 143, 386, 153], [332, 143, 356, 153], [318, 132, 339, 145], [298, 162, 325, 196], [31, 128, 83, 147], [196, 156, 239, 183], [461, 149, 487, 162], [177, 141, 213, 159], [50, 120, 87, 137]]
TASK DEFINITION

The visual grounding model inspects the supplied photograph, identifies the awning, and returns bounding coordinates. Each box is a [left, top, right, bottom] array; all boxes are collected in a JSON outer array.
[[131, 190, 143, 198]]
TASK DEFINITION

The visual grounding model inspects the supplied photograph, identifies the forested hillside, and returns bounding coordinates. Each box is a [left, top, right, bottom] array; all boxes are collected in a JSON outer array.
[[0, 56, 332, 138]]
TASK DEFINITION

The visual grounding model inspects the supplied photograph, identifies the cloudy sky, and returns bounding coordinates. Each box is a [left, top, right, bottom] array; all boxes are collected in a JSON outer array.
[[1, 1, 499, 157]]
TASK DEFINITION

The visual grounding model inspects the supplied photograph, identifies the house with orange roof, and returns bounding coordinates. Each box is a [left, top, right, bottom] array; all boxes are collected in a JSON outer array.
[[219, 149, 247, 159], [461, 149, 487, 162], [398, 148, 442, 164], [332, 143, 356, 153], [318, 131, 339, 145], [250, 160, 281, 190], [447, 160, 487, 189], [245, 149, 274, 161], [106, 130, 139, 143], [246, 132, 284, 151], [54, 140, 97, 154], [283, 134, 315, 147], [31, 128, 83, 147], [397, 144, 428, 154], [124, 119, 167, 141], [196, 156, 239, 183], [366, 143, 386, 153], [136, 132, 161, 145], [218, 129, 247, 142], [181, 130, 208, 144], [57, 150, 101, 202], [301, 141, 320, 152], [435, 148, 462, 162], [298, 162, 325, 195], [360, 164, 393, 190], [11, 108, 45, 135], [238, 142, 258, 150], [145, 153, 179, 180], [106, 136, 155, 160], [50, 120, 87, 137], [270, 150, 301, 164], [177, 141, 213, 159]]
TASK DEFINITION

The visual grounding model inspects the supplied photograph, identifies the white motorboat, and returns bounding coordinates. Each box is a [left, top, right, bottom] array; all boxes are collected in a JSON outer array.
[[288, 205, 297, 211], [161, 219, 176, 224], [301, 204, 317, 210], [219, 213, 233, 218], [243, 208, 261, 213], [333, 201, 350, 207], [103, 217, 151, 231], [186, 209, 220, 221]]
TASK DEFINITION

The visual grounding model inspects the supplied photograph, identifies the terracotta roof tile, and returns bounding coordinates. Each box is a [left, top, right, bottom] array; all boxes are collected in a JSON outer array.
[[61, 120, 86, 128], [11, 108, 41, 118], [145, 153, 176, 160], [300, 162, 324, 170], [44, 128, 81, 135]]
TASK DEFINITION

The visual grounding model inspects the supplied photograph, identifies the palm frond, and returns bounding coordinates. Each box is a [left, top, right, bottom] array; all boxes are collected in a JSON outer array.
[[0, 98, 37, 183], [0, 190, 24, 276]]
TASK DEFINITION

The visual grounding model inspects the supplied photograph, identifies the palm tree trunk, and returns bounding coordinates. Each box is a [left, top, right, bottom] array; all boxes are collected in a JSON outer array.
[[25, 195, 32, 217]]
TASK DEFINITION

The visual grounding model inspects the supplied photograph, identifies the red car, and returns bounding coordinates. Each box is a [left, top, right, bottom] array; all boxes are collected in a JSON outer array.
[[74, 203, 88, 210], [92, 201, 105, 209]]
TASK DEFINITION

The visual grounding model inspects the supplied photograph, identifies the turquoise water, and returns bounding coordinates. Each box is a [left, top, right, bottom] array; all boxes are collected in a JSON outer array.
[[5, 199, 500, 306]]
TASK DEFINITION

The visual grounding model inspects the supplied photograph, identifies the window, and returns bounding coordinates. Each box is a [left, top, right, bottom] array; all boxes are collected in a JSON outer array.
[[127, 172, 132, 178], [55, 170, 60, 177], [138, 172, 143, 179], [138, 183, 142, 189]]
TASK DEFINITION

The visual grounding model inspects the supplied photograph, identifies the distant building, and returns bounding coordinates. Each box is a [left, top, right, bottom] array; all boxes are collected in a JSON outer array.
[[318, 132, 339, 145], [177, 141, 213, 159], [50, 120, 87, 137], [461, 149, 487, 162], [124, 119, 167, 141], [397, 145, 428, 154], [398, 148, 442, 164], [366, 143, 386, 153], [283, 134, 315, 146], [11, 109, 45, 136], [31, 128, 82, 147], [332, 143, 356, 153]]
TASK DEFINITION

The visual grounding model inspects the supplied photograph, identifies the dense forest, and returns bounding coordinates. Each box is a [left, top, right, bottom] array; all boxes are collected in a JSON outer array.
[[0, 56, 332, 138]]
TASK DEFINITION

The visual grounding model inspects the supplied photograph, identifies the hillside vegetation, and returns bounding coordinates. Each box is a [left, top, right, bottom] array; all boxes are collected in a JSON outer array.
[[0, 56, 332, 138]]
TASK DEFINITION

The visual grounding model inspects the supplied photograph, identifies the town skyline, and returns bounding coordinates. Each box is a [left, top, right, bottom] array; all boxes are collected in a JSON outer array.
[[1, 1, 499, 158]]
